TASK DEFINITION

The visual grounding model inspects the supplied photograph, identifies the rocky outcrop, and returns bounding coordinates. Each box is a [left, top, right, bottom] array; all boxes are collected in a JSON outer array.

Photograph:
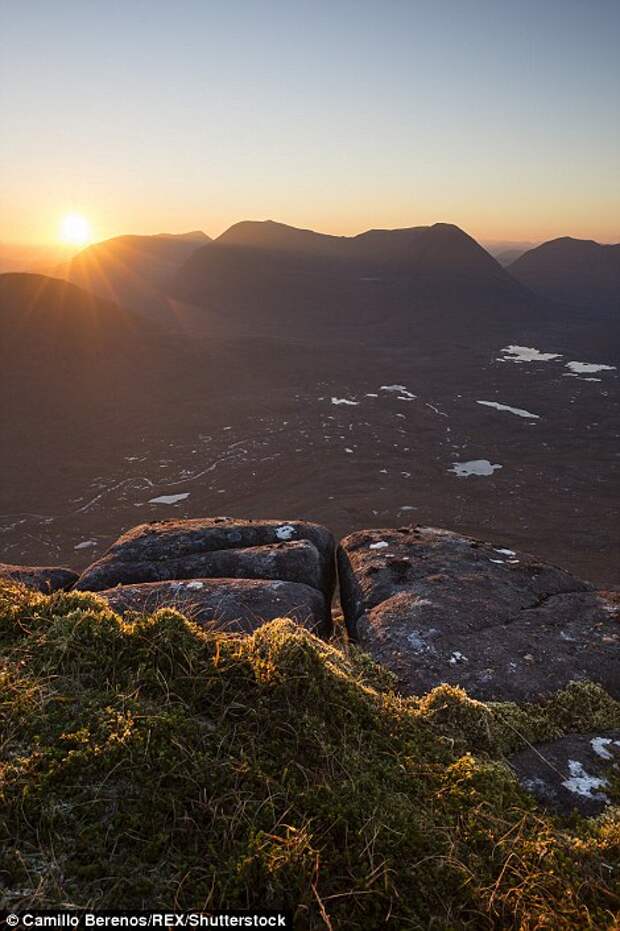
[[0, 562, 78, 593], [509, 731, 620, 816], [76, 518, 334, 592], [99, 577, 329, 636], [75, 518, 335, 636], [77, 539, 327, 591], [3, 518, 618, 703], [338, 526, 619, 701]]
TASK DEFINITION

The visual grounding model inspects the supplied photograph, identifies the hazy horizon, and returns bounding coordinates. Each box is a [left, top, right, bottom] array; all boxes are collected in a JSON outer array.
[[1, 218, 618, 254], [2, 0, 619, 246]]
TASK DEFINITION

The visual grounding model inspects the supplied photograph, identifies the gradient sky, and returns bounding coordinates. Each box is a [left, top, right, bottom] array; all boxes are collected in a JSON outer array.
[[1, 0, 619, 245]]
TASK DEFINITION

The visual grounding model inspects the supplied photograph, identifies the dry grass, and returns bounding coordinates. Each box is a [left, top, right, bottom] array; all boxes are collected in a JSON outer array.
[[0, 580, 618, 928]]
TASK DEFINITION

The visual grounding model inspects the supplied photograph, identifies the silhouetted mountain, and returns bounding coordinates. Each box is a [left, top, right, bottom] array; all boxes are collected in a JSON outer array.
[[509, 237, 620, 309], [171, 220, 525, 343], [0, 272, 145, 357], [217, 219, 354, 257], [57, 232, 210, 316], [217, 219, 508, 278]]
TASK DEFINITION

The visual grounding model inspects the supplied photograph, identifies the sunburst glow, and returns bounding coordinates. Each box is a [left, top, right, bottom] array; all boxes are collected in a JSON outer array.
[[59, 213, 92, 246]]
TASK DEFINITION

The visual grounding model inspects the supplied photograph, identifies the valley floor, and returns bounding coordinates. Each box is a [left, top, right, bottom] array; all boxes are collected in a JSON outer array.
[[2, 333, 618, 586]]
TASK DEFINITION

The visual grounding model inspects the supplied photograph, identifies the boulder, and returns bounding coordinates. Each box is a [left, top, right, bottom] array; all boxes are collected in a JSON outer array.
[[338, 527, 620, 701], [510, 731, 620, 816], [0, 562, 78, 593], [76, 517, 335, 597], [99, 577, 330, 636], [75, 539, 325, 591]]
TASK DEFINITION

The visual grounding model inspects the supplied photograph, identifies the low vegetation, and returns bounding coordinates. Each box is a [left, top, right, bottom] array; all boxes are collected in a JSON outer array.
[[0, 581, 618, 928]]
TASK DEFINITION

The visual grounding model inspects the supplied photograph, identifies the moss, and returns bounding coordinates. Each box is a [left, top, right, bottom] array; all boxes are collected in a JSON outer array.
[[411, 680, 620, 758], [0, 581, 618, 928]]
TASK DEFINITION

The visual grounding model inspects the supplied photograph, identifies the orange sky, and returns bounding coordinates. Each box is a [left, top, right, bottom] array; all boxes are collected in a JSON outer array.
[[2, 1, 619, 248]]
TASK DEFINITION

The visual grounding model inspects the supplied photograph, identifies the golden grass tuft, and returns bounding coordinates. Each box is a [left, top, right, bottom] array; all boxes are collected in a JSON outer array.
[[0, 581, 618, 928]]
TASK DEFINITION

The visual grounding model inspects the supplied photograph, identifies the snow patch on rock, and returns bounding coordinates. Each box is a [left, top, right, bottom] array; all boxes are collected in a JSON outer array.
[[449, 651, 468, 665], [562, 760, 609, 801], [590, 737, 620, 760], [275, 524, 296, 541]]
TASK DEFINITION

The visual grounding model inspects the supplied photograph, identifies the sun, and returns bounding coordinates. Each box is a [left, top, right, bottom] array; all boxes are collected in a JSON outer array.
[[59, 213, 92, 246]]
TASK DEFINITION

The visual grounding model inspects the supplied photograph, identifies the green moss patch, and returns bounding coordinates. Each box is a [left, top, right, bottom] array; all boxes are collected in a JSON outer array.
[[0, 581, 619, 928]]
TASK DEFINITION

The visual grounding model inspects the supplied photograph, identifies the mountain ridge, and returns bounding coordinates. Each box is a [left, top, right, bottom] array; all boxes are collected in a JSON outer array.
[[171, 219, 525, 342], [509, 236, 620, 308], [214, 218, 506, 274]]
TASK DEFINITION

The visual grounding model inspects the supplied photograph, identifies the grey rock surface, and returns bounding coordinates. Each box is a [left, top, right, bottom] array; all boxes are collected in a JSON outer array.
[[0, 562, 78, 593], [76, 517, 335, 596], [510, 731, 620, 816], [338, 526, 620, 701], [99, 576, 330, 636], [76, 539, 326, 591]]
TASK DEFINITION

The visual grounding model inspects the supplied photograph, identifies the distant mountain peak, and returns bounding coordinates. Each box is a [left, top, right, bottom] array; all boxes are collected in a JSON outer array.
[[216, 219, 348, 251], [509, 236, 620, 307], [172, 216, 523, 333], [216, 218, 499, 268]]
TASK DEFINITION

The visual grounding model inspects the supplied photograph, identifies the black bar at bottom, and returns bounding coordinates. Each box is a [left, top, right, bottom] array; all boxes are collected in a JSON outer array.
[[0, 913, 293, 931]]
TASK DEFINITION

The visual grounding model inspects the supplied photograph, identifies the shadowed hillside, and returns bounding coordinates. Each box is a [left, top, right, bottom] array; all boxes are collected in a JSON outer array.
[[0, 273, 156, 416], [0, 272, 143, 347], [217, 220, 509, 278], [509, 237, 620, 309], [171, 220, 529, 344], [58, 231, 210, 316], [0, 272, 193, 495]]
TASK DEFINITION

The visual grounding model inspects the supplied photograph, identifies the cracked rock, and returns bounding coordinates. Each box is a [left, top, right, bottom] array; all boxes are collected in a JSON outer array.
[[76, 517, 335, 598], [338, 526, 619, 701]]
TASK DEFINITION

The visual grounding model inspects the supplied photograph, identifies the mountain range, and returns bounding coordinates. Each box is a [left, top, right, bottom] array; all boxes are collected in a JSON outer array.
[[4, 223, 617, 319], [168, 220, 534, 348]]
